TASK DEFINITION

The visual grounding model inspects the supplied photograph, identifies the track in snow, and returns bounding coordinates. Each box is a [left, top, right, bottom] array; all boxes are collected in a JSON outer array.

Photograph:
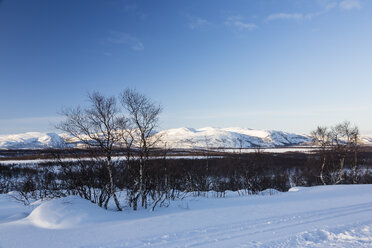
[[87, 202, 372, 248]]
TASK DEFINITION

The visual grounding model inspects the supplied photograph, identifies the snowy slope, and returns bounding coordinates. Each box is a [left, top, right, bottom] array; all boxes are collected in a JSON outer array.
[[0, 185, 371, 247], [1, 128, 371, 149], [0, 132, 65, 149], [156, 127, 311, 148], [361, 136, 372, 145]]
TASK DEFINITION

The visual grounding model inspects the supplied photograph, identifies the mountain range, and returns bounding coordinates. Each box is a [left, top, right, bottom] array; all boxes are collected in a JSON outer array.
[[0, 127, 371, 149]]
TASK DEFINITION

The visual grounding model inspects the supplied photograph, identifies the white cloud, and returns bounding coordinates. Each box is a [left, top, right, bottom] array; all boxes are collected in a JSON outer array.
[[186, 15, 210, 30], [123, 3, 138, 13], [266, 0, 361, 23], [121, 2, 147, 20], [225, 16, 257, 31], [266, 12, 316, 21], [315, 0, 338, 10], [325, 1, 338, 10], [107, 32, 144, 51], [339, 0, 361, 10], [131, 42, 144, 51]]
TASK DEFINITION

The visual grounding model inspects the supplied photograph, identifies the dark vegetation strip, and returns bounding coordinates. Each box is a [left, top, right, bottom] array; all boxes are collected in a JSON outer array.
[[1, 150, 371, 207]]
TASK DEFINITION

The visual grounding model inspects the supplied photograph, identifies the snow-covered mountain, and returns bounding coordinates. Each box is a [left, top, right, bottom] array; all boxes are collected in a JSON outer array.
[[1, 127, 371, 149], [361, 136, 372, 145], [156, 127, 311, 149], [0, 132, 66, 149]]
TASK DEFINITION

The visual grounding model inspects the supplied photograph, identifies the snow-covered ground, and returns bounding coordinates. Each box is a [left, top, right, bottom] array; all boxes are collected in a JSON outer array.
[[0, 185, 371, 248]]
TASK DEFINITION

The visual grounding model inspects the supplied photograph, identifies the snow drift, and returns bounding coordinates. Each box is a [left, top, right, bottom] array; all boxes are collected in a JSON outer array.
[[26, 196, 114, 229]]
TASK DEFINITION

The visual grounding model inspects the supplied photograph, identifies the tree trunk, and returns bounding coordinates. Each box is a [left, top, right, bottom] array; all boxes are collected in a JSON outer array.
[[353, 149, 358, 184], [320, 155, 326, 185], [106, 158, 122, 211], [139, 156, 144, 197], [336, 157, 345, 184]]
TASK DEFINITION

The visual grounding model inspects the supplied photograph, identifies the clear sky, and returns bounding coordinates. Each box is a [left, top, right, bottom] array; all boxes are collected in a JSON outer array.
[[0, 0, 371, 135]]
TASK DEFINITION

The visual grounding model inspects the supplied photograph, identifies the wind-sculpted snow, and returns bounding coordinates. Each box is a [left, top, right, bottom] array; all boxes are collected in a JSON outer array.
[[27, 196, 114, 229]]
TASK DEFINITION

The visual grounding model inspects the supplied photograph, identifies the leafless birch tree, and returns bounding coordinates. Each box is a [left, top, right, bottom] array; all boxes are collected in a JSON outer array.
[[311, 126, 331, 185], [311, 121, 360, 185], [120, 88, 162, 209], [57, 92, 124, 211]]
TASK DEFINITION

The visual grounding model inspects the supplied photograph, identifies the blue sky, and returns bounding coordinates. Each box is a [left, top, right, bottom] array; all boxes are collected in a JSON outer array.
[[0, 0, 371, 135]]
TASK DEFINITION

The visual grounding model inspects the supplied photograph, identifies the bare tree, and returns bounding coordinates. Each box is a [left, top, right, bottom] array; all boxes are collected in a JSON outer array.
[[120, 88, 162, 209], [57, 92, 123, 211], [311, 126, 331, 185], [311, 121, 360, 185], [330, 121, 359, 184]]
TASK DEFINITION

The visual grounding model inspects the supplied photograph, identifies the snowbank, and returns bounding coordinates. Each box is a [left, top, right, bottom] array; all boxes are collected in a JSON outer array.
[[27, 196, 113, 229]]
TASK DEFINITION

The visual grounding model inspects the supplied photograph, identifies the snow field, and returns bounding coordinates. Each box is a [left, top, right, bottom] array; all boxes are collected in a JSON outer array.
[[0, 185, 371, 247]]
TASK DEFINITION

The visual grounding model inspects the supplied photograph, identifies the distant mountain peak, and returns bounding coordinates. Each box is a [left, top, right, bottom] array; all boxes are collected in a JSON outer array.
[[156, 127, 311, 149], [0, 132, 66, 149]]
